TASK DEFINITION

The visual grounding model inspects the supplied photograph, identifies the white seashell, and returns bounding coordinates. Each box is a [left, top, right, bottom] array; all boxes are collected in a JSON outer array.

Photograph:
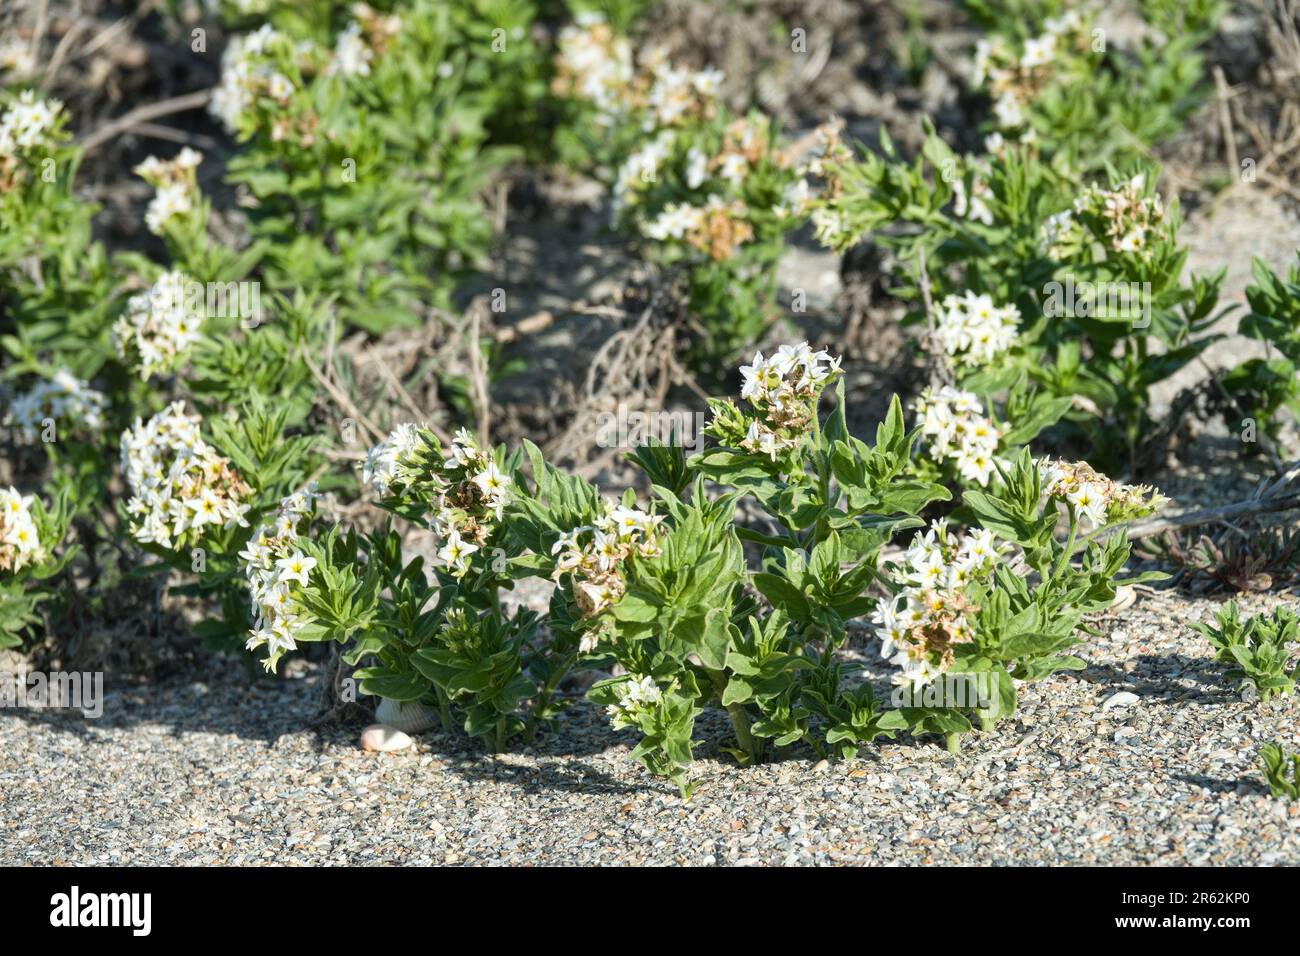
[[1109, 585, 1136, 612], [1102, 691, 1140, 711], [375, 697, 441, 733], [361, 724, 412, 752]]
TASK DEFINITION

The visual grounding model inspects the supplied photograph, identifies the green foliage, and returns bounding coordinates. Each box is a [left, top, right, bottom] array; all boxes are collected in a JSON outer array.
[[0, 486, 75, 649], [1191, 602, 1300, 700], [1259, 742, 1300, 800]]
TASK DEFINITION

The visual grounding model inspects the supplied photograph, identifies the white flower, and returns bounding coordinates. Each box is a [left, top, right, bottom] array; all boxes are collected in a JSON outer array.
[[240, 486, 319, 672], [275, 551, 316, 587], [914, 387, 1002, 486], [437, 528, 479, 575], [6, 370, 106, 438], [0, 487, 43, 572], [1020, 34, 1056, 69], [993, 91, 1025, 128], [327, 22, 373, 77], [112, 271, 204, 379], [685, 147, 708, 189], [120, 402, 251, 550]]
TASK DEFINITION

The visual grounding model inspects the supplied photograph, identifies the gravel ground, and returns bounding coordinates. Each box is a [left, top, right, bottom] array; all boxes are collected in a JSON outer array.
[[2, 590, 1298, 866]]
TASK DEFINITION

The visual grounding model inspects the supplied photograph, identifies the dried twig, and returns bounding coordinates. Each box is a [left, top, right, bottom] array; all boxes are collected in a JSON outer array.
[[298, 347, 384, 443], [78, 89, 212, 153]]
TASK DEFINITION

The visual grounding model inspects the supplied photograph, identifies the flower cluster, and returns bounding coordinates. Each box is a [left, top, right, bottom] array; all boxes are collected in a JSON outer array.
[[1068, 173, 1166, 257], [1039, 458, 1166, 529], [551, 12, 635, 125], [951, 172, 994, 225], [325, 6, 400, 78], [7, 369, 107, 440], [914, 387, 1003, 486], [935, 292, 1020, 366], [133, 148, 203, 234], [643, 52, 724, 129], [210, 24, 298, 132], [120, 401, 252, 549], [239, 487, 319, 672], [726, 343, 841, 461], [642, 194, 754, 261], [0, 90, 64, 191], [361, 422, 422, 496], [872, 521, 1007, 690], [552, 503, 664, 627], [111, 271, 204, 380], [363, 426, 511, 577], [0, 42, 36, 79], [973, 10, 1087, 135], [0, 488, 43, 574], [605, 675, 663, 729]]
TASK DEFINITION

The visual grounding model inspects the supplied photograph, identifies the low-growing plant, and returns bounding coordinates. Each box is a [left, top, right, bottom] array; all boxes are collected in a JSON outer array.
[[212, 0, 544, 334], [1191, 602, 1300, 700], [0, 483, 74, 648], [119, 396, 322, 656], [871, 451, 1164, 750], [1259, 742, 1300, 800], [1220, 257, 1300, 449], [551, 13, 812, 382], [962, 0, 1226, 175], [806, 119, 1225, 472], [285, 342, 1169, 794]]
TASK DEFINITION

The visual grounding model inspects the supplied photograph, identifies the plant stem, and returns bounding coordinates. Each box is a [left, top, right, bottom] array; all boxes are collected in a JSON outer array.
[[494, 715, 507, 754], [434, 685, 453, 732], [944, 731, 962, 754], [1053, 506, 1079, 579], [525, 651, 577, 742], [979, 715, 996, 733], [725, 702, 762, 765]]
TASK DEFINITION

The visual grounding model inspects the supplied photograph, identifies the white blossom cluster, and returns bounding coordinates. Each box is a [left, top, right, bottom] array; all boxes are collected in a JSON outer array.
[[734, 343, 841, 460], [363, 426, 512, 577], [7, 369, 107, 439], [210, 24, 297, 131], [612, 130, 676, 217], [0, 90, 61, 153], [952, 173, 994, 225], [0, 487, 43, 574], [120, 401, 251, 550], [642, 54, 723, 128], [641, 193, 753, 261], [914, 386, 1003, 486], [1076, 173, 1163, 256], [1039, 458, 1165, 530], [111, 271, 204, 380], [133, 148, 202, 234], [239, 486, 320, 672], [0, 42, 36, 78], [871, 520, 1007, 691], [326, 23, 373, 77], [0, 90, 63, 166], [605, 675, 663, 729], [935, 292, 1020, 366], [552, 503, 664, 627], [973, 10, 1085, 134], [551, 12, 635, 124], [1040, 174, 1165, 259], [361, 422, 422, 495]]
